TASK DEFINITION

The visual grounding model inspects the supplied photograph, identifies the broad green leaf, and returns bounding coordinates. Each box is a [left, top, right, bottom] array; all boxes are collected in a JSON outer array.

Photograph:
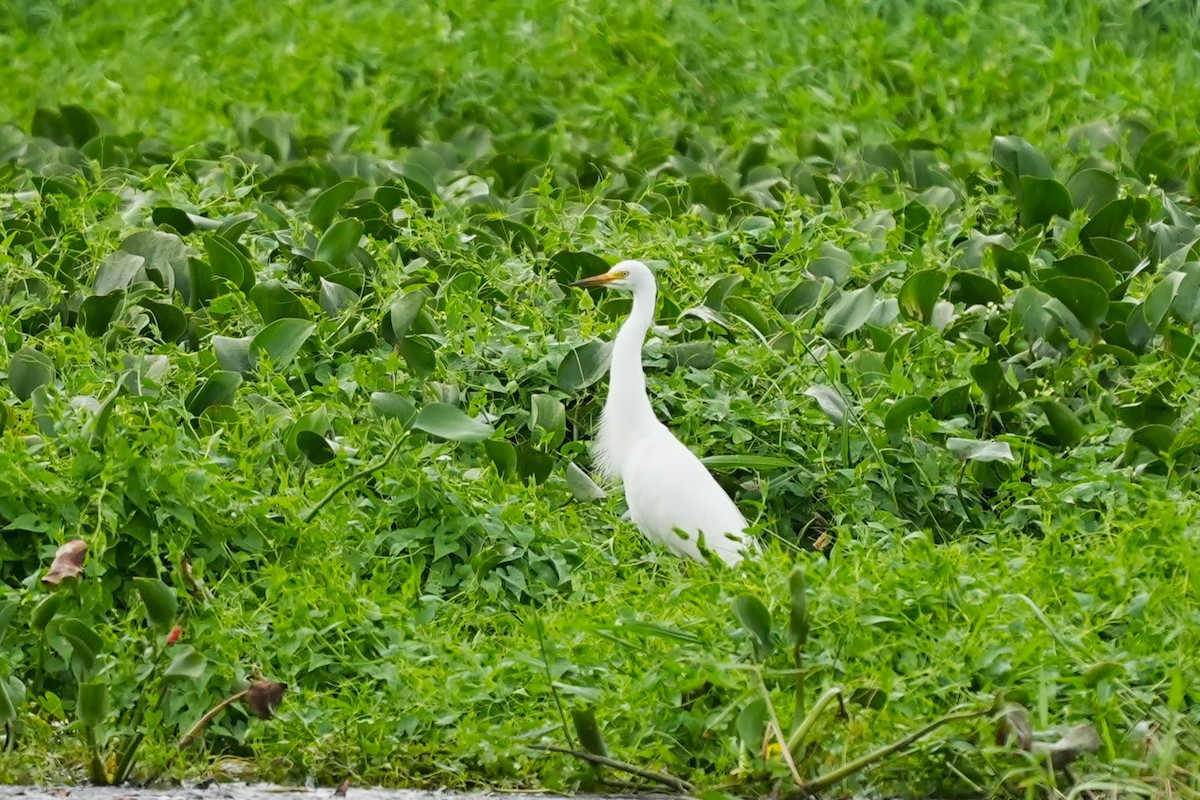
[[319, 278, 359, 318], [1038, 400, 1086, 447], [213, 336, 253, 375], [295, 430, 337, 465], [992, 135, 1053, 194], [120, 230, 186, 291], [556, 341, 611, 392], [1019, 176, 1072, 227], [93, 251, 145, 295], [803, 384, 848, 424], [309, 179, 362, 231], [550, 250, 610, 285], [205, 234, 254, 293], [132, 577, 177, 630], [284, 406, 332, 460], [823, 286, 876, 339], [185, 371, 242, 416], [315, 218, 364, 267], [807, 243, 853, 286], [250, 279, 310, 322], [79, 292, 124, 337], [947, 272, 1003, 306], [398, 335, 437, 378], [515, 445, 555, 484], [370, 392, 417, 426], [565, 462, 606, 501], [9, 347, 55, 401], [250, 319, 316, 370], [1041, 276, 1108, 330], [484, 439, 517, 478], [736, 697, 768, 750], [1133, 424, 1176, 456], [0, 600, 18, 644], [140, 299, 188, 342], [164, 645, 208, 680], [898, 269, 947, 324], [1052, 254, 1117, 292], [947, 437, 1015, 463], [689, 174, 737, 214], [77, 681, 108, 727], [732, 595, 774, 660], [884, 395, 932, 445], [31, 594, 66, 631], [530, 393, 566, 448], [0, 676, 15, 724], [1066, 168, 1119, 215], [86, 389, 118, 449], [570, 707, 609, 758], [383, 291, 427, 344], [412, 403, 494, 442]]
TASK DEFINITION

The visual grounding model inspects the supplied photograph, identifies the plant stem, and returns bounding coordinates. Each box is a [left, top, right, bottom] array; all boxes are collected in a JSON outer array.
[[300, 436, 407, 523], [177, 689, 249, 750], [531, 612, 575, 750], [754, 669, 805, 787], [787, 686, 846, 754], [113, 634, 165, 784], [83, 725, 109, 785], [798, 707, 990, 794], [530, 744, 692, 793]]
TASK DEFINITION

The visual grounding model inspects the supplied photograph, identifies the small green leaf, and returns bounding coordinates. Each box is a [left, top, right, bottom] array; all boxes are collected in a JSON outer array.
[[315, 218, 364, 267], [9, 347, 55, 401], [412, 403, 494, 442], [530, 393, 566, 448], [164, 645, 208, 681], [132, 577, 178, 630], [947, 437, 1015, 463], [570, 706, 609, 758], [76, 681, 108, 727], [732, 594, 774, 660], [250, 319, 316, 370]]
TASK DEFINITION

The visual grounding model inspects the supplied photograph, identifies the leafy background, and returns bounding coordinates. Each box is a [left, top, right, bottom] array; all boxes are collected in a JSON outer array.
[[1, 0, 1199, 796]]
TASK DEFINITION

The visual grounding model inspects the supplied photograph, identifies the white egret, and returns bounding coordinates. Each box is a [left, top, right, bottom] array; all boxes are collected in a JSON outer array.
[[571, 260, 755, 567]]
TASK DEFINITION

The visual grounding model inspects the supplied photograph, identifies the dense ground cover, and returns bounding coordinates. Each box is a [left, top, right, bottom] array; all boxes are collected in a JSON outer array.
[[2, 0, 1200, 796]]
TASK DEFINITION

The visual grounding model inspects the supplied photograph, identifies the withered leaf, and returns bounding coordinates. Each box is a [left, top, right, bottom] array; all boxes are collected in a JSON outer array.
[[42, 540, 88, 587], [995, 703, 1033, 751], [334, 779, 351, 797], [244, 679, 287, 720]]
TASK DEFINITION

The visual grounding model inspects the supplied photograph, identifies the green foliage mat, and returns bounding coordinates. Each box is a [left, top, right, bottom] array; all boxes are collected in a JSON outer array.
[[1, 0, 1199, 796]]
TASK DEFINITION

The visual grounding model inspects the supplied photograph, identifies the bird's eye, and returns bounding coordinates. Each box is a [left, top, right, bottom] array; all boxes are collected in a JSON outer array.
[[615, 271, 629, 278]]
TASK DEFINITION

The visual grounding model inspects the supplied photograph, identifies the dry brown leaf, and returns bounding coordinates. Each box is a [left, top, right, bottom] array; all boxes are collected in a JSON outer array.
[[995, 703, 1033, 751], [42, 539, 88, 587], [244, 679, 287, 720], [334, 778, 351, 797]]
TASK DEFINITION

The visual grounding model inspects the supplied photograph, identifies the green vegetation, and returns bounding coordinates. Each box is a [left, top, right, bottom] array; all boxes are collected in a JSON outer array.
[[2, 0, 1200, 796]]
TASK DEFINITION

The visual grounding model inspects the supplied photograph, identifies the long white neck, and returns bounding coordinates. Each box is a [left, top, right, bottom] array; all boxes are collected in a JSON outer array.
[[594, 282, 658, 480]]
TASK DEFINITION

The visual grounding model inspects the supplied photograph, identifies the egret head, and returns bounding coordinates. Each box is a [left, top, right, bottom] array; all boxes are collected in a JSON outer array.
[[570, 259, 656, 292]]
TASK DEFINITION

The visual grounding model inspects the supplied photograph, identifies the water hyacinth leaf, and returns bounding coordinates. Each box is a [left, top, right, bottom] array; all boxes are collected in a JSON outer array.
[[412, 403, 494, 442], [550, 250, 610, 285], [1052, 254, 1117, 292], [807, 243, 853, 286], [58, 619, 103, 664], [0, 600, 18, 643], [213, 336, 253, 375], [164, 646, 208, 681], [31, 594, 67, 631], [530, 393, 566, 448], [205, 234, 253, 292], [309, 179, 362, 232], [87, 389, 118, 449], [565, 462, 606, 501], [132, 577, 177, 630], [484, 439, 517, 478], [315, 218, 364, 267], [93, 251, 146, 296], [803, 384, 848, 424], [515, 445, 555, 484], [319, 278, 359, 317], [79, 292, 124, 336], [732, 595, 774, 660], [992, 135, 1053, 194], [736, 697, 768, 751], [947, 272, 1003, 306], [185, 371, 242, 416], [250, 279, 310, 323], [295, 430, 337, 465], [884, 395, 932, 445], [1133, 424, 1176, 456], [120, 230, 186, 291], [140, 299, 188, 341], [1037, 400, 1086, 447], [1019, 176, 1073, 227], [556, 341, 611, 392], [947, 437, 1015, 463], [570, 707, 609, 758], [370, 392, 417, 426], [1066, 168, 1119, 215], [284, 407, 332, 460], [9, 347, 55, 401], [250, 319, 316, 370], [0, 678, 15, 724], [1041, 276, 1108, 330], [77, 681, 109, 727], [898, 269, 947, 324], [398, 336, 437, 378], [823, 286, 876, 338], [384, 291, 427, 344]]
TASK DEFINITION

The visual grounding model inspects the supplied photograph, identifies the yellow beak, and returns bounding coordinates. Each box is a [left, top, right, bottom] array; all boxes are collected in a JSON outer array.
[[570, 272, 617, 288]]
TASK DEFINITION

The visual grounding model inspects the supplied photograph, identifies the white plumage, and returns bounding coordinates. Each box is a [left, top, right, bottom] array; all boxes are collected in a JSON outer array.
[[572, 260, 755, 567]]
